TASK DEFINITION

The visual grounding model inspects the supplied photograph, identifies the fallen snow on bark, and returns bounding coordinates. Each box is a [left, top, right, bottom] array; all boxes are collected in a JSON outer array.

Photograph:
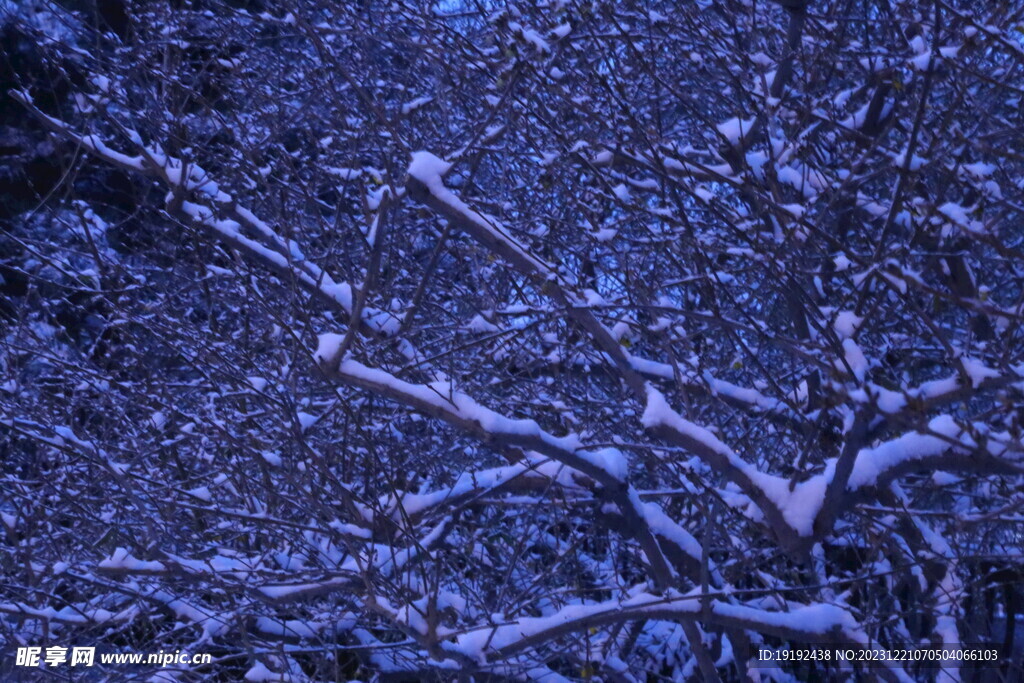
[[149, 589, 229, 639], [408, 151, 556, 275], [0, 601, 137, 625], [577, 447, 629, 482], [401, 95, 434, 115], [640, 387, 995, 537], [449, 587, 868, 662], [408, 150, 453, 183], [315, 333, 346, 366], [716, 117, 755, 144], [842, 338, 868, 381], [338, 358, 629, 482], [164, 552, 262, 577], [868, 383, 908, 414], [381, 457, 579, 519], [639, 499, 707, 564], [259, 521, 448, 602], [747, 473, 829, 537], [637, 348, 765, 408], [845, 415, 965, 489], [466, 314, 501, 334], [833, 311, 863, 339], [643, 385, 825, 534], [911, 373, 961, 400], [450, 589, 690, 660], [960, 356, 999, 388], [22, 105, 403, 340], [254, 616, 323, 639], [99, 547, 167, 573], [642, 386, 738, 463], [296, 411, 318, 431]]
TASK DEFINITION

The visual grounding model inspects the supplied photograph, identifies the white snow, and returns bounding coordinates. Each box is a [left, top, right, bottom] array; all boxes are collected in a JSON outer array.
[[244, 662, 287, 682], [846, 415, 963, 489], [641, 501, 706, 564], [909, 52, 933, 70], [642, 387, 736, 462], [937, 202, 970, 227], [508, 21, 550, 52], [749, 472, 828, 537], [578, 447, 628, 482], [716, 117, 755, 144], [451, 588, 867, 661], [297, 411, 319, 432], [315, 333, 346, 367], [963, 162, 995, 178], [407, 151, 555, 274], [401, 96, 434, 115], [912, 374, 960, 400], [582, 289, 607, 306], [255, 616, 322, 639], [99, 548, 166, 573], [869, 384, 908, 414], [894, 150, 926, 170], [337, 359, 628, 485], [408, 151, 453, 184], [842, 339, 868, 381], [187, 486, 212, 502], [833, 311, 863, 339], [552, 23, 572, 39], [326, 166, 362, 180], [466, 314, 501, 334], [961, 357, 999, 388]]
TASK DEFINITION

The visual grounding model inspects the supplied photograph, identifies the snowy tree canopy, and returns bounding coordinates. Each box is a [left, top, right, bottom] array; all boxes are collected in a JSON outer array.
[[2, 0, 1024, 680]]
